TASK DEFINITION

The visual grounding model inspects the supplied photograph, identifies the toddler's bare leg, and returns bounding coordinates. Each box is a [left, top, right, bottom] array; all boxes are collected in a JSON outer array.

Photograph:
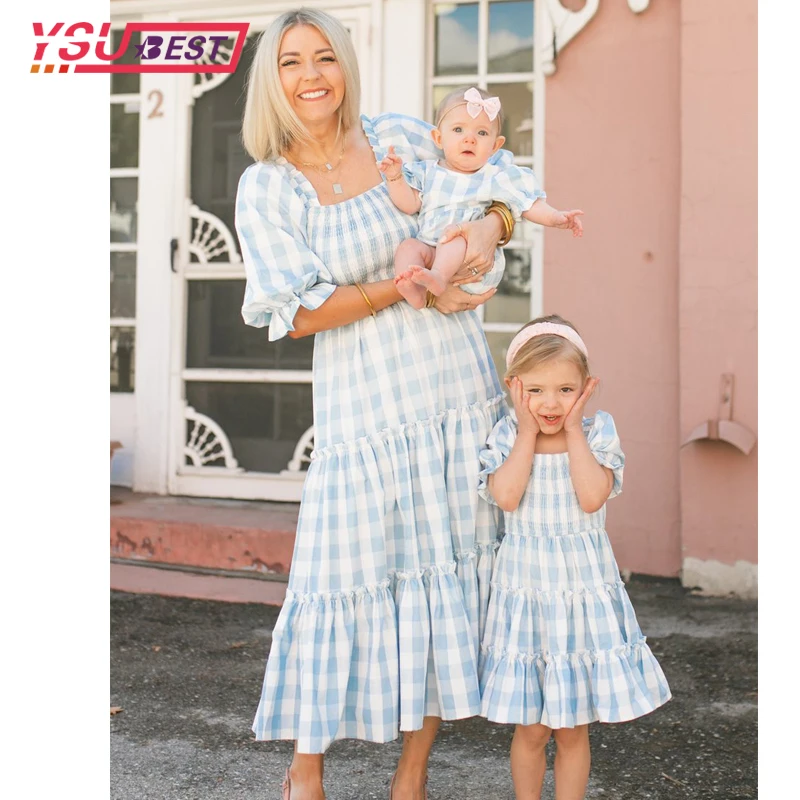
[[394, 238, 436, 310], [510, 724, 552, 800], [408, 236, 467, 296], [553, 725, 590, 800]]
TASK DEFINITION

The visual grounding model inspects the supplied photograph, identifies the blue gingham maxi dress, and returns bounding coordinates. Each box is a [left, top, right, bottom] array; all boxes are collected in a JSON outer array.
[[402, 160, 546, 296], [477, 411, 671, 728], [236, 113, 508, 754]]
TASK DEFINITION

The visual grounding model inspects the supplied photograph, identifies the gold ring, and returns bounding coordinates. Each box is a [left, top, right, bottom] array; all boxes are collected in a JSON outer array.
[[470, 267, 479, 276]]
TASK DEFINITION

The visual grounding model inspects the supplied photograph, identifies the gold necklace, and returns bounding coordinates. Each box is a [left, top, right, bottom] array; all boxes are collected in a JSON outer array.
[[297, 142, 346, 195]]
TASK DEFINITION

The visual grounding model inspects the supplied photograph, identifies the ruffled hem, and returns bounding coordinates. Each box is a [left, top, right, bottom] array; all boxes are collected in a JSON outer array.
[[312, 395, 504, 460], [479, 639, 672, 728], [253, 543, 500, 753], [481, 578, 646, 661]]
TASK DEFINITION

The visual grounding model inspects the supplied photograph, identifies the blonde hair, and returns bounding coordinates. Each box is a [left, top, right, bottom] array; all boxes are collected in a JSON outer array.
[[241, 9, 361, 162], [434, 85, 504, 132], [505, 315, 590, 382]]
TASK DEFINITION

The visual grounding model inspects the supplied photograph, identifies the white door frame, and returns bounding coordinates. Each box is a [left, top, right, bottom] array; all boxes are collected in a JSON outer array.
[[151, 2, 378, 501]]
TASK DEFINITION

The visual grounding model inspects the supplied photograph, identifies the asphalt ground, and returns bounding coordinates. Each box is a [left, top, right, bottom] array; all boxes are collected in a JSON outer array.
[[110, 577, 757, 799]]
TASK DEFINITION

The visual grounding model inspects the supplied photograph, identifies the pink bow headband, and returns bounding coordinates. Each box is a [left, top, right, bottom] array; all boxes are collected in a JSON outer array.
[[505, 323, 589, 369], [463, 87, 502, 122]]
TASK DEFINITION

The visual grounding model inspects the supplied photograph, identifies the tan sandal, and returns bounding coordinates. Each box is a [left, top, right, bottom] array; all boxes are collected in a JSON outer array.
[[388, 772, 429, 800], [281, 768, 291, 800]]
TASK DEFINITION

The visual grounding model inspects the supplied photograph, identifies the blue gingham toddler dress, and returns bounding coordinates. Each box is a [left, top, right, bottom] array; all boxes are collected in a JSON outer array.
[[236, 113, 511, 754], [477, 411, 671, 727], [402, 160, 546, 295]]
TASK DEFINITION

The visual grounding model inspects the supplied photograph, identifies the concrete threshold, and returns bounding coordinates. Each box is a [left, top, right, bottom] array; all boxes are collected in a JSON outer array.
[[110, 488, 298, 604]]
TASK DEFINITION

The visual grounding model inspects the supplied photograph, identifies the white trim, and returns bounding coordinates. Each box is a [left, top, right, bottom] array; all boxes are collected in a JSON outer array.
[[431, 73, 535, 87], [185, 265, 245, 280], [182, 369, 314, 384], [111, 168, 140, 179], [110, 94, 142, 105], [110, 242, 138, 253], [133, 1, 185, 494], [174, 471, 305, 502], [111, 317, 137, 327]]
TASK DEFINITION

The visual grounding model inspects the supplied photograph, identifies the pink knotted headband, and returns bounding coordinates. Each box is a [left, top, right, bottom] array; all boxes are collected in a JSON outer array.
[[505, 322, 589, 369], [463, 87, 502, 122]]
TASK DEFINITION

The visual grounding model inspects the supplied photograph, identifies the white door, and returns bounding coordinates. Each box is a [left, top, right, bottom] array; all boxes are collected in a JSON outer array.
[[168, 5, 374, 501]]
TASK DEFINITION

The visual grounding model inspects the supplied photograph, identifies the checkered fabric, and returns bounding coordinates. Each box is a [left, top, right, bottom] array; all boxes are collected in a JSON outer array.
[[401, 160, 546, 295], [237, 114, 507, 754], [477, 411, 672, 727]]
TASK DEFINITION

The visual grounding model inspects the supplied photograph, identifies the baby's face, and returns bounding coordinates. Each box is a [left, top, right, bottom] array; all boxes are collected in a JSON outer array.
[[433, 107, 504, 173]]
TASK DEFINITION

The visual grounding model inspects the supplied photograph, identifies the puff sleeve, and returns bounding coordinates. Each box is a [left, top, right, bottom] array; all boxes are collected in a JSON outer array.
[[490, 165, 547, 219], [235, 162, 337, 341], [401, 159, 431, 193], [477, 414, 518, 505], [583, 410, 625, 499]]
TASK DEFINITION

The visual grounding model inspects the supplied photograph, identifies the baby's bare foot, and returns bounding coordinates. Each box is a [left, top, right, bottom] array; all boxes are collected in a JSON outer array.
[[409, 265, 448, 296], [395, 273, 427, 310]]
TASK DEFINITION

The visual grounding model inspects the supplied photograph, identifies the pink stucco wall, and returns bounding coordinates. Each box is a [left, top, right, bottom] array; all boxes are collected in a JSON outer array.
[[544, 0, 683, 576], [678, 0, 757, 568]]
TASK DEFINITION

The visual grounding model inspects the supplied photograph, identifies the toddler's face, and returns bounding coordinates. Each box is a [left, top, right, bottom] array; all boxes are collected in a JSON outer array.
[[509, 358, 586, 435], [432, 107, 505, 173]]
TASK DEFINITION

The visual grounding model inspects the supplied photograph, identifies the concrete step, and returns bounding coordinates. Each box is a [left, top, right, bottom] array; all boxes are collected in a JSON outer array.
[[110, 488, 298, 605]]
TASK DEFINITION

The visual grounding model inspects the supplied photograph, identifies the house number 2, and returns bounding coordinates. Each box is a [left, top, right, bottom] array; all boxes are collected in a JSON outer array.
[[148, 90, 164, 119]]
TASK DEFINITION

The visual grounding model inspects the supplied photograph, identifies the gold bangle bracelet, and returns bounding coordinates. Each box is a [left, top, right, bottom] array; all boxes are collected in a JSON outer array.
[[487, 202, 515, 246], [355, 282, 377, 317], [425, 290, 437, 309]]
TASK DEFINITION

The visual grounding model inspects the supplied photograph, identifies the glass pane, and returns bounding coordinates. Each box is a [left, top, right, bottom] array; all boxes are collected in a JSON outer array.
[[483, 247, 531, 324], [485, 331, 515, 384], [487, 82, 533, 157], [434, 3, 479, 76], [111, 178, 137, 243], [186, 280, 314, 370], [111, 252, 136, 318], [111, 30, 141, 95], [111, 327, 135, 392], [488, 1, 534, 73], [191, 36, 259, 242], [110, 102, 139, 168], [185, 382, 314, 473]]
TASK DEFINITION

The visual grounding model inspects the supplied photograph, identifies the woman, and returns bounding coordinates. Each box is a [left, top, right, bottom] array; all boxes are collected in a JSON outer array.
[[236, 9, 515, 800]]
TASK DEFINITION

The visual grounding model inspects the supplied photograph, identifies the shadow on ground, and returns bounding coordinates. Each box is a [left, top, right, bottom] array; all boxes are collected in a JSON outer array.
[[111, 577, 756, 799]]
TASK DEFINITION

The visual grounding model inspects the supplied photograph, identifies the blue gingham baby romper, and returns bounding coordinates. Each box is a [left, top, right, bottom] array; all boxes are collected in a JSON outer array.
[[477, 411, 671, 727], [401, 160, 546, 295], [236, 113, 511, 754]]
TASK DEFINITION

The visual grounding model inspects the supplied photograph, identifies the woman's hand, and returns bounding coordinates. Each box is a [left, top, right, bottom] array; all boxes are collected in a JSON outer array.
[[509, 376, 540, 438], [438, 213, 505, 286], [430, 284, 496, 314], [377, 145, 404, 181], [564, 377, 600, 433]]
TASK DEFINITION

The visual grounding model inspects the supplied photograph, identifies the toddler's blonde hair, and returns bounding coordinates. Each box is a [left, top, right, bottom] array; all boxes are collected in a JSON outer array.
[[505, 314, 590, 383]]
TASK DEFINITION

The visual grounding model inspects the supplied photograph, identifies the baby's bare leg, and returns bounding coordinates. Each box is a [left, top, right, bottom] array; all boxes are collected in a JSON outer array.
[[394, 238, 436, 310], [408, 236, 467, 296]]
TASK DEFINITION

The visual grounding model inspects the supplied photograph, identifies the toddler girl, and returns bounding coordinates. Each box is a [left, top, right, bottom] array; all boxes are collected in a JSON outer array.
[[478, 315, 671, 800], [378, 87, 584, 309]]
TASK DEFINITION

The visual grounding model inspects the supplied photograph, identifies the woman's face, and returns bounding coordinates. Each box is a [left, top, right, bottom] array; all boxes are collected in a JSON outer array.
[[278, 25, 345, 130]]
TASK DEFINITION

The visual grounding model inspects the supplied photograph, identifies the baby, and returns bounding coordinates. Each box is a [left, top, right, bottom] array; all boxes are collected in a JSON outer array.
[[378, 87, 584, 309]]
